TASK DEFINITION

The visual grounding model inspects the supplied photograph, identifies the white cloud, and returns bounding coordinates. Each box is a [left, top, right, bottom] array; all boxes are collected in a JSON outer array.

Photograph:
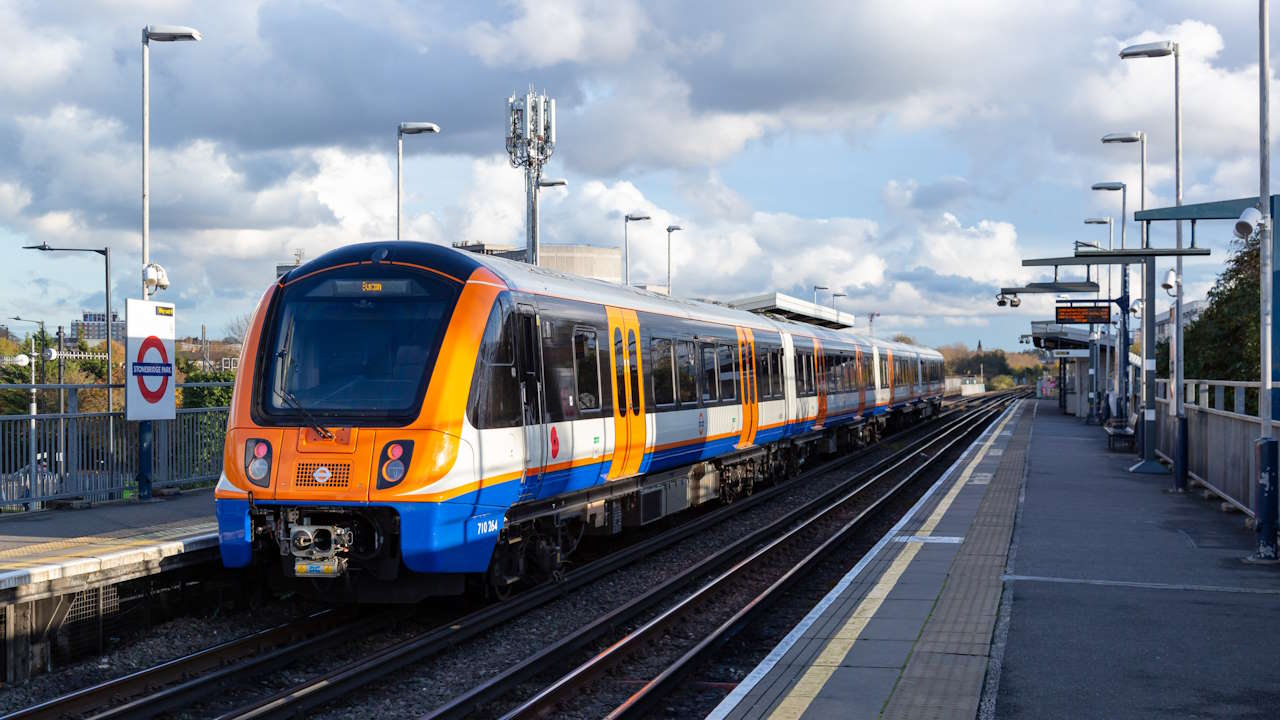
[[465, 0, 646, 67]]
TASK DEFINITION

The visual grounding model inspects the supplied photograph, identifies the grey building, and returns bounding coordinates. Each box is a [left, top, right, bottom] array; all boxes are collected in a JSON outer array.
[[1154, 299, 1204, 344], [71, 310, 125, 345]]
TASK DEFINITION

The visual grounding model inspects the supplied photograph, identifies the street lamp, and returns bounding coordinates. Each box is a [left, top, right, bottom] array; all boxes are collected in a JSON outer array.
[[141, 24, 200, 300], [9, 316, 45, 384], [665, 225, 682, 295], [1121, 39, 1188, 488], [813, 285, 828, 305], [1094, 182, 1132, 422], [396, 122, 440, 241], [623, 213, 650, 286], [867, 311, 881, 337], [832, 291, 846, 313]]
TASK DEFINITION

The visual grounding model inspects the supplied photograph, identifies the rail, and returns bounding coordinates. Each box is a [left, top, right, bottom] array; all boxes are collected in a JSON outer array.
[[0, 382, 232, 510]]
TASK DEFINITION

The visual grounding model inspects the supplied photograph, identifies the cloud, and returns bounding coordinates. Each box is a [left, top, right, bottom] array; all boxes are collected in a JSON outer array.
[[465, 0, 647, 67]]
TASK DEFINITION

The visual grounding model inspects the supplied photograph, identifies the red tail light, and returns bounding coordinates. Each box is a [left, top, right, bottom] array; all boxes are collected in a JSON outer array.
[[245, 439, 272, 487], [377, 441, 414, 489]]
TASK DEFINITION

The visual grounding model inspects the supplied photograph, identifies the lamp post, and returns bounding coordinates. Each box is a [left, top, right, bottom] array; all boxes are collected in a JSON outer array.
[[140, 24, 198, 503], [396, 122, 440, 241], [142, 24, 200, 300], [10, 316, 45, 385], [665, 225, 682, 295], [1123, 40, 1189, 485], [832, 291, 846, 313], [1093, 183, 1130, 421], [867, 311, 881, 337], [1086, 217, 1115, 413], [530, 177, 567, 268], [1246, 0, 1278, 561], [623, 213, 650, 286], [22, 241, 114, 428], [812, 285, 827, 306], [10, 318, 41, 492]]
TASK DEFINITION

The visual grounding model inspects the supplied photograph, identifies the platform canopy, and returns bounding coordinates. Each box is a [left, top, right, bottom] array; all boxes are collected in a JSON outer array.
[[727, 292, 855, 329], [1000, 281, 1099, 295]]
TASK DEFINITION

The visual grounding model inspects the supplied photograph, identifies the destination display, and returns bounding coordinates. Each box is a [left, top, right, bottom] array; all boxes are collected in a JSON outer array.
[[1055, 305, 1111, 324]]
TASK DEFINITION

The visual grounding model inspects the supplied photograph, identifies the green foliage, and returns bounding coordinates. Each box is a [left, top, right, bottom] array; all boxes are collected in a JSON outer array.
[[989, 374, 1016, 390], [1183, 233, 1259, 381], [180, 367, 236, 408], [890, 333, 918, 345], [949, 349, 1012, 377]]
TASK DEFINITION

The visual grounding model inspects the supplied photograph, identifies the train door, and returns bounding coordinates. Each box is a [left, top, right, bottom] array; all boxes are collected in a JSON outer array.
[[855, 346, 865, 414], [814, 339, 828, 429], [736, 328, 758, 448], [605, 307, 647, 480], [516, 303, 547, 497]]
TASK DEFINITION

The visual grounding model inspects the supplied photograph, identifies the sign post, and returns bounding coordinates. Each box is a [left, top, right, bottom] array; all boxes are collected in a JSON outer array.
[[127, 299, 175, 500]]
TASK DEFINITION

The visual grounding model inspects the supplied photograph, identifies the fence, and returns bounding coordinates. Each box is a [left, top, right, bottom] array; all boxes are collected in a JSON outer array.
[[1153, 378, 1267, 517], [0, 382, 231, 510]]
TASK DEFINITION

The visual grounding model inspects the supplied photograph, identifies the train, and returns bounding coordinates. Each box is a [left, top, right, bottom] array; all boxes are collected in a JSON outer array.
[[213, 241, 946, 601]]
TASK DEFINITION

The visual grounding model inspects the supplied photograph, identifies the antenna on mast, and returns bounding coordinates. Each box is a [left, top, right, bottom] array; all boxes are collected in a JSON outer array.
[[506, 87, 558, 265]]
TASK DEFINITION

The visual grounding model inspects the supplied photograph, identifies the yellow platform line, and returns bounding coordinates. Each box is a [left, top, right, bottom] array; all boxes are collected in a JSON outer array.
[[768, 402, 1020, 720]]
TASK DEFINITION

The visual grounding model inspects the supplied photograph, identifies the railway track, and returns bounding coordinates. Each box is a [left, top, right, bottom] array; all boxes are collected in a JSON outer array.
[[422, 391, 1022, 719], [489, 392, 1023, 719], [216, 392, 1016, 720], [3, 392, 1006, 720]]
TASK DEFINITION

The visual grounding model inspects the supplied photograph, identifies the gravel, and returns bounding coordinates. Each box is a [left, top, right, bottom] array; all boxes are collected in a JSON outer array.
[[302, 416, 962, 720], [0, 601, 307, 716]]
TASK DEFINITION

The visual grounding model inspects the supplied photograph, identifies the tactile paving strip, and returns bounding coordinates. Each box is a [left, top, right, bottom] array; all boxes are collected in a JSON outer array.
[[879, 401, 1031, 720]]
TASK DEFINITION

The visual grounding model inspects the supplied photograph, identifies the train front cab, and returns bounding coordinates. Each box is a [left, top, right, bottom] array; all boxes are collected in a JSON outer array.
[[214, 248, 524, 598]]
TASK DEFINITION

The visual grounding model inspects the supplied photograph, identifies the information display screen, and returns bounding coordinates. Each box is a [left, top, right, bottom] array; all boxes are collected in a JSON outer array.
[[1055, 305, 1111, 324]]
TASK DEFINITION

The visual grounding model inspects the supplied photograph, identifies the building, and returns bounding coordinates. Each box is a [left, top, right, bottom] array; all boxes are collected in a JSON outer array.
[[455, 242, 623, 284], [71, 310, 125, 346], [1154, 299, 1205, 344], [726, 292, 856, 329]]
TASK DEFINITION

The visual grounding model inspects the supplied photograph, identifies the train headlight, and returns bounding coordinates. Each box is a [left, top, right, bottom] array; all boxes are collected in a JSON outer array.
[[244, 439, 272, 487], [377, 441, 414, 489]]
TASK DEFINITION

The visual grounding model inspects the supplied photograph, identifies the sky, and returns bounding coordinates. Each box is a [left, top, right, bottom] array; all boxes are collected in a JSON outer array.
[[0, 0, 1275, 350]]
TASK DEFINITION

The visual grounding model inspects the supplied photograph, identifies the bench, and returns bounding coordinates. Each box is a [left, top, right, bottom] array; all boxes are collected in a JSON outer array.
[[1104, 420, 1136, 451]]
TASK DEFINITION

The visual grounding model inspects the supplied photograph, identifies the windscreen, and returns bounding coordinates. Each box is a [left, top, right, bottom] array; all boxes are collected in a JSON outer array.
[[260, 265, 460, 423]]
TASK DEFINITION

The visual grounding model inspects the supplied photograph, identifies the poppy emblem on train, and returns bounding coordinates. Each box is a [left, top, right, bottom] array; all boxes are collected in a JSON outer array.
[[549, 427, 560, 458], [313, 466, 332, 484], [698, 411, 706, 435]]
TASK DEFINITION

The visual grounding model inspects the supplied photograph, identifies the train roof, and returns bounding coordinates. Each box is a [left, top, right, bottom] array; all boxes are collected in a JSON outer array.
[[283, 240, 941, 360]]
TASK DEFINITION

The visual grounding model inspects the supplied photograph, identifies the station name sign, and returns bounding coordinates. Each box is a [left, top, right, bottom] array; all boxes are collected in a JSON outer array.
[[1055, 305, 1110, 325]]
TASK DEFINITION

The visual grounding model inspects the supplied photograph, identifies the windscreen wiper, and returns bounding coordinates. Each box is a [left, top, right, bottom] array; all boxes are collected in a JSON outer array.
[[276, 388, 334, 439]]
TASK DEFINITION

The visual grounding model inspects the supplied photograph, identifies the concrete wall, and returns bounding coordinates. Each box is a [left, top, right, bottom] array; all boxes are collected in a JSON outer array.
[[540, 244, 622, 284]]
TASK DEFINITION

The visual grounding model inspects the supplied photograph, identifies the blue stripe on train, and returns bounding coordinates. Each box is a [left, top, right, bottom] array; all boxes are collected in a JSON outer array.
[[217, 397, 947, 574]]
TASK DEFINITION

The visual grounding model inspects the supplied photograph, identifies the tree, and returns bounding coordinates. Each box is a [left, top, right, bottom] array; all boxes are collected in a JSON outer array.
[[225, 312, 254, 343], [890, 333, 918, 345], [1182, 233, 1259, 381]]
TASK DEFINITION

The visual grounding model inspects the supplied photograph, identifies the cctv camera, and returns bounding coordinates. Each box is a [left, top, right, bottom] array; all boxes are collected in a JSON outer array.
[[143, 263, 171, 293], [1162, 268, 1179, 292], [1010, 295, 1021, 308], [996, 295, 1008, 307], [1235, 206, 1262, 240]]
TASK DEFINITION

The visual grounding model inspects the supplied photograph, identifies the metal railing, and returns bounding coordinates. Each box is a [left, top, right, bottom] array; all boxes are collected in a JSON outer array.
[[0, 382, 231, 510], [1153, 378, 1268, 517]]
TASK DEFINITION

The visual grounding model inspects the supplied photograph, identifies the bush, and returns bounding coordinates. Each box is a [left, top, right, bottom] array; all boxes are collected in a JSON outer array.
[[989, 374, 1016, 390]]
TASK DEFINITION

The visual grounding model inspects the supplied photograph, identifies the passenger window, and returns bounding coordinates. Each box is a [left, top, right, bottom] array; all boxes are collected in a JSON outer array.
[[573, 328, 600, 411], [676, 340, 697, 404], [719, 344, 737, 401], [628, 330, 640, 415], [614, 328, 626, 412], [651, 338, 675, 406], [701, 344, 718, 402], [467, 298, 522, 429]]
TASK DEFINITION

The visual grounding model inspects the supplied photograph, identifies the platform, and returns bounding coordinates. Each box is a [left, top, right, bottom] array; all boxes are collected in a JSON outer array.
[[0, 489, 217, 605], [709, 397, 1280, 719]]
